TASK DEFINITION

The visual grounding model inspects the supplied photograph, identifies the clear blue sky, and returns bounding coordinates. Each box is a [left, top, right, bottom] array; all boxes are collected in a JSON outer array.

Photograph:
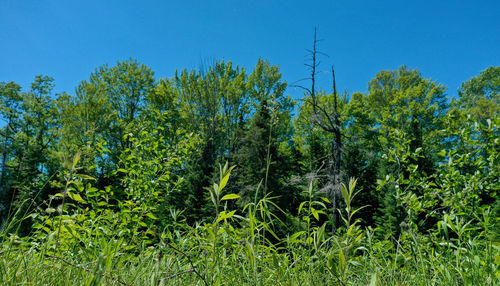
[[1, 0, 499, 99]]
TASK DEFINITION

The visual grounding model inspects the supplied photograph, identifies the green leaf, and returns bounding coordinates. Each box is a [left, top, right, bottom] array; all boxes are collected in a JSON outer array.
[[72, 152, 81, 169], [67, 192, 85, 203], [219, 172, 230, 191], [298, 201, 307, 215], [350, 205, 369, 218], [146, 213, 158, 220], [445, 214, 457, 232], [311, 207, 319, 221], [289, 231, 305, 242], [320, 197, 331, 204], [219, 165, 235, 191], [338, 249, 345, 272], [369, 273, 377, 286], [76, 174, 96, 181], [341, 183, 349, 205], [347, 223, 358, 237], [209, 190, 216, 207], [64, 224, 75, 237], [216, 210, 236, 223], [327, 253, 334, 269], [221, 194, 240, 201]]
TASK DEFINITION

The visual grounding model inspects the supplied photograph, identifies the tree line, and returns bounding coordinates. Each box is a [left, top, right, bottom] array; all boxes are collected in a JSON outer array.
[[0, 57, 498, 238]]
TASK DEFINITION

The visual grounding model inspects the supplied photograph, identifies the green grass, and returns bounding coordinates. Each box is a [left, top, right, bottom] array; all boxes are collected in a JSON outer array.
[[1, 194, 498, 286], [1, 226, 497, 285]]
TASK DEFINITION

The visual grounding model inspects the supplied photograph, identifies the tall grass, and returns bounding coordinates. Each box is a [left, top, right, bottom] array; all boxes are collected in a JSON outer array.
[[1, 168, 498, 285]]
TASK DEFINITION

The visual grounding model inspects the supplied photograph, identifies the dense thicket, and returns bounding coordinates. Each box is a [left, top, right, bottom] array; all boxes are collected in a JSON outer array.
[[0, 60, 498, 285]]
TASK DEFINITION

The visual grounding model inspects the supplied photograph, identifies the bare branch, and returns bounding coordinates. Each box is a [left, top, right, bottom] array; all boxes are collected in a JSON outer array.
[[317, 51, 330, 57], [165, 242, 208, 286], [290, 84, 312, 95], [291, 77, 312, 84]]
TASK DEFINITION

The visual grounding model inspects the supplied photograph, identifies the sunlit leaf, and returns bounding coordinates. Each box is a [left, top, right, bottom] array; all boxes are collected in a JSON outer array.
[[67, 192, 85, 203], [221, 194, 240, 201]]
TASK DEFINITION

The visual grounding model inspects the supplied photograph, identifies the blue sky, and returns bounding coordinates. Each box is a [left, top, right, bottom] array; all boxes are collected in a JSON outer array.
[[1, 0, 499, 99]]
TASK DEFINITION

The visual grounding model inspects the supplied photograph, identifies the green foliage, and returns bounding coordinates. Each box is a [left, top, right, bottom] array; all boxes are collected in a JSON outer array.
[[1, 60, 498, 285], [0, 75, 60, 234], [0, 81, 23, 222], [25, 119, 195, 253], [391, 114, 499, 237], [3, 166, 497, 285], [65, 58, 156, 182], [456, 66, 499, 122], [353, 66, 449, 234]]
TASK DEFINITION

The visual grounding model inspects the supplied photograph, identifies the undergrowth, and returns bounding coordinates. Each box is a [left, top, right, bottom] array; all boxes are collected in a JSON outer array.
[[0, 163, 498, 285]]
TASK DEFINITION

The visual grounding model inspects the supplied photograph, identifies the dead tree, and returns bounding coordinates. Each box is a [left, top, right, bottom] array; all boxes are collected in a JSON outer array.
[[295, 28, 343, 232]]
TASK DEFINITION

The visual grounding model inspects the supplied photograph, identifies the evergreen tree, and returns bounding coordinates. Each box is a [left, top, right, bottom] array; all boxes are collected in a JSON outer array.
[[0, 76, 59, 233], [0, 82, 23, 222]]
